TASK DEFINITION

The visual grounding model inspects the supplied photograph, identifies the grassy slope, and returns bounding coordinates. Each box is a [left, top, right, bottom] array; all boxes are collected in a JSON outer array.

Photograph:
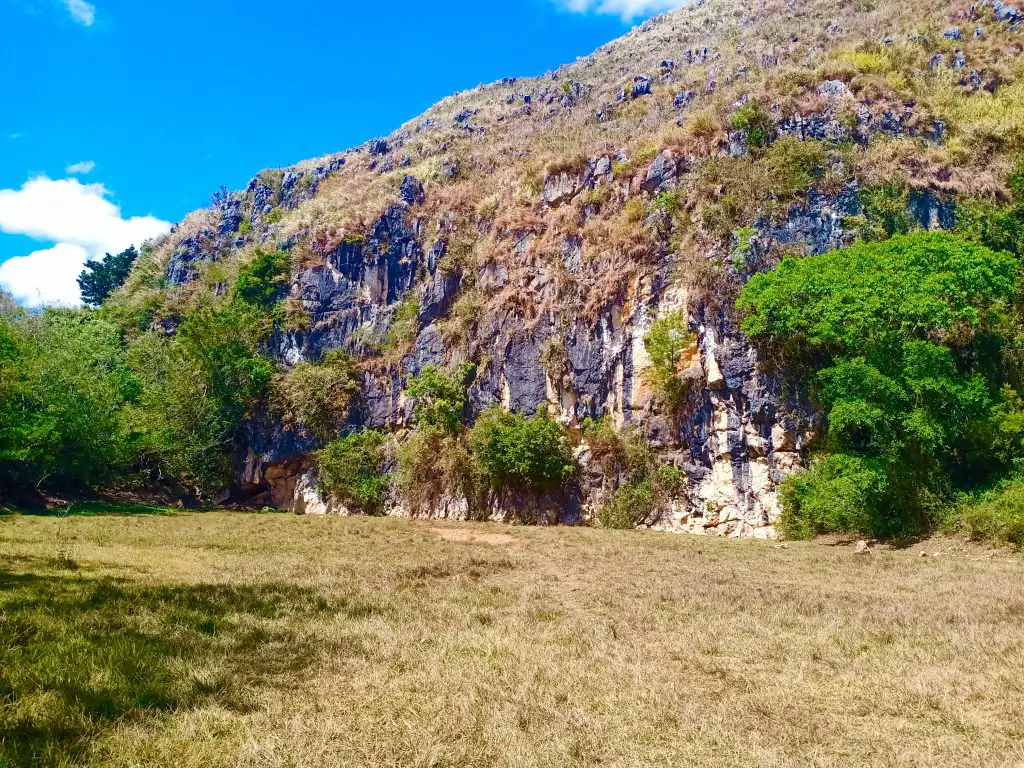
[[2, 509, 1023, 767], [117, 0, 1020, 332]]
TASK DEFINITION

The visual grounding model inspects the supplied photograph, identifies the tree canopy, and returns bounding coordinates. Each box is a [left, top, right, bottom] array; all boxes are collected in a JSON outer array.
[[738, 231, 1023, 537], [78, 246, 139, 306]]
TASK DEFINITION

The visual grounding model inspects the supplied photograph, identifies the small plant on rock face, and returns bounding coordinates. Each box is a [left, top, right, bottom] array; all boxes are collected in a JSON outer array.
[[858, 184, 915, 240], [406, 364, 476, 433], [731, 227, 758, 271], [383, 297, 420, 350], [643, 311, 693, 411], [635, 141, 659, 165], [652, 190, 682, 218], [540, 337, 570, 381], [732, 100, 775, 152]]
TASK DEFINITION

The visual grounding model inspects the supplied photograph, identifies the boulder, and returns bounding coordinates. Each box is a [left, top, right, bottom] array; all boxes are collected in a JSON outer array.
[[631, 75, 654, 98], [673, 90, 695, 109], [400, 175, 425, 205], [643, 150, 680, 192]]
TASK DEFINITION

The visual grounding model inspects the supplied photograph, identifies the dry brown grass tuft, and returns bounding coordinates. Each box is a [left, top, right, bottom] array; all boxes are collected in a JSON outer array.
[[2, 511, 1023, 767]]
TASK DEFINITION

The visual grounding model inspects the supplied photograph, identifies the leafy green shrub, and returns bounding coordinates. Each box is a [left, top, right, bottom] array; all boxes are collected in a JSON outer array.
[[598, 480, 655, 530], [858, 184, 914, 240], [643, 311, 693, 410], [958, 478, 1024, 548], [0, 310, 134, 491], [235, 249, 291, 311], [763, 138, 829, 201], [740, 231, 1020, 537], [275, 351, 359, 441], [397, 365, 480, 513], [469, 408, 574, 493], [732, 101, 775, 151], [126, 302, 275, 494], [779, 454, 891, 539], [651, 190, 682, 218], [584, 417, 682, 530], [1010, 156, 1024, 203], [406, 364, 475, 433], [955, 200, 1024, 256], [316, 430, 389, 514]]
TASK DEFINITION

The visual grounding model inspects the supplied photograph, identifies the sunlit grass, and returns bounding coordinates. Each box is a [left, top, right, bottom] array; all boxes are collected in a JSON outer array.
[[2, 511, 1023, 766]]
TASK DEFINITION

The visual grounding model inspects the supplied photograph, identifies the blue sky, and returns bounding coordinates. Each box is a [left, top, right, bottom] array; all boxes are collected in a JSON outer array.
[[0, 0, 683, 305]]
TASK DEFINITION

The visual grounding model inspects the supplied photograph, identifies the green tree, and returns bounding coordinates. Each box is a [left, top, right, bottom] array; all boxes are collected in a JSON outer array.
[[406, 364, 476, 433], [739, 232, 1020, 537], [77, 246, 139, 306], [125, 302, 275, 494], [234, 249, 291, 311], [0, 310, 134, 490], [643, 311, 692, 410]]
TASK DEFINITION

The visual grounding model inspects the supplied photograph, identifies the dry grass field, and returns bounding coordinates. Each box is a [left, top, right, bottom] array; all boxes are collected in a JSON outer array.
[[2, 508, 1024, 767]]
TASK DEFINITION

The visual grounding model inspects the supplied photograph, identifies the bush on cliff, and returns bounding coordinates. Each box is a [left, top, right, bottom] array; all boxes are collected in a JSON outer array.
[[469, 408, 574, 495], [739, 231, 1022, 538], [396, 364, 480, 514], [274, 351, 360, 442], [395, 426, 480, 516], [234, 249, 291, 312], [316, 430, 390, 515], [406, 364, 475, 433], [643, 311, 693, 411], [584, 417, 682, 530]]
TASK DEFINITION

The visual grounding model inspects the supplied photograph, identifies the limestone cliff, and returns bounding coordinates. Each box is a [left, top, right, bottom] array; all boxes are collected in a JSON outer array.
[[120, 0, 1024, 535]]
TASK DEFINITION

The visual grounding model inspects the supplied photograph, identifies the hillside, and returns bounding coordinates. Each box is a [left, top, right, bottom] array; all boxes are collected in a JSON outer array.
[[6, 0, 1024, 542]]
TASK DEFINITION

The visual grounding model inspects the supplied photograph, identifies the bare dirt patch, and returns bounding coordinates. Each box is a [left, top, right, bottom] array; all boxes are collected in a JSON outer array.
[[431, 527, 516, 546]]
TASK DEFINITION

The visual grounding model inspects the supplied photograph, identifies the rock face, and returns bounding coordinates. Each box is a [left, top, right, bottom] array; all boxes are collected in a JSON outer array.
[[137, 0, 988, 537], [233, 174, 959, 537]]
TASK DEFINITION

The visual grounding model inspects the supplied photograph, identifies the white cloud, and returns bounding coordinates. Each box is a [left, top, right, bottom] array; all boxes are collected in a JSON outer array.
[[62, 0, 96, 26], [558, 0, 686, 19], [65, 160, 96, 175], [0, 244, 90, 307], [0, 176, 171, 307]]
